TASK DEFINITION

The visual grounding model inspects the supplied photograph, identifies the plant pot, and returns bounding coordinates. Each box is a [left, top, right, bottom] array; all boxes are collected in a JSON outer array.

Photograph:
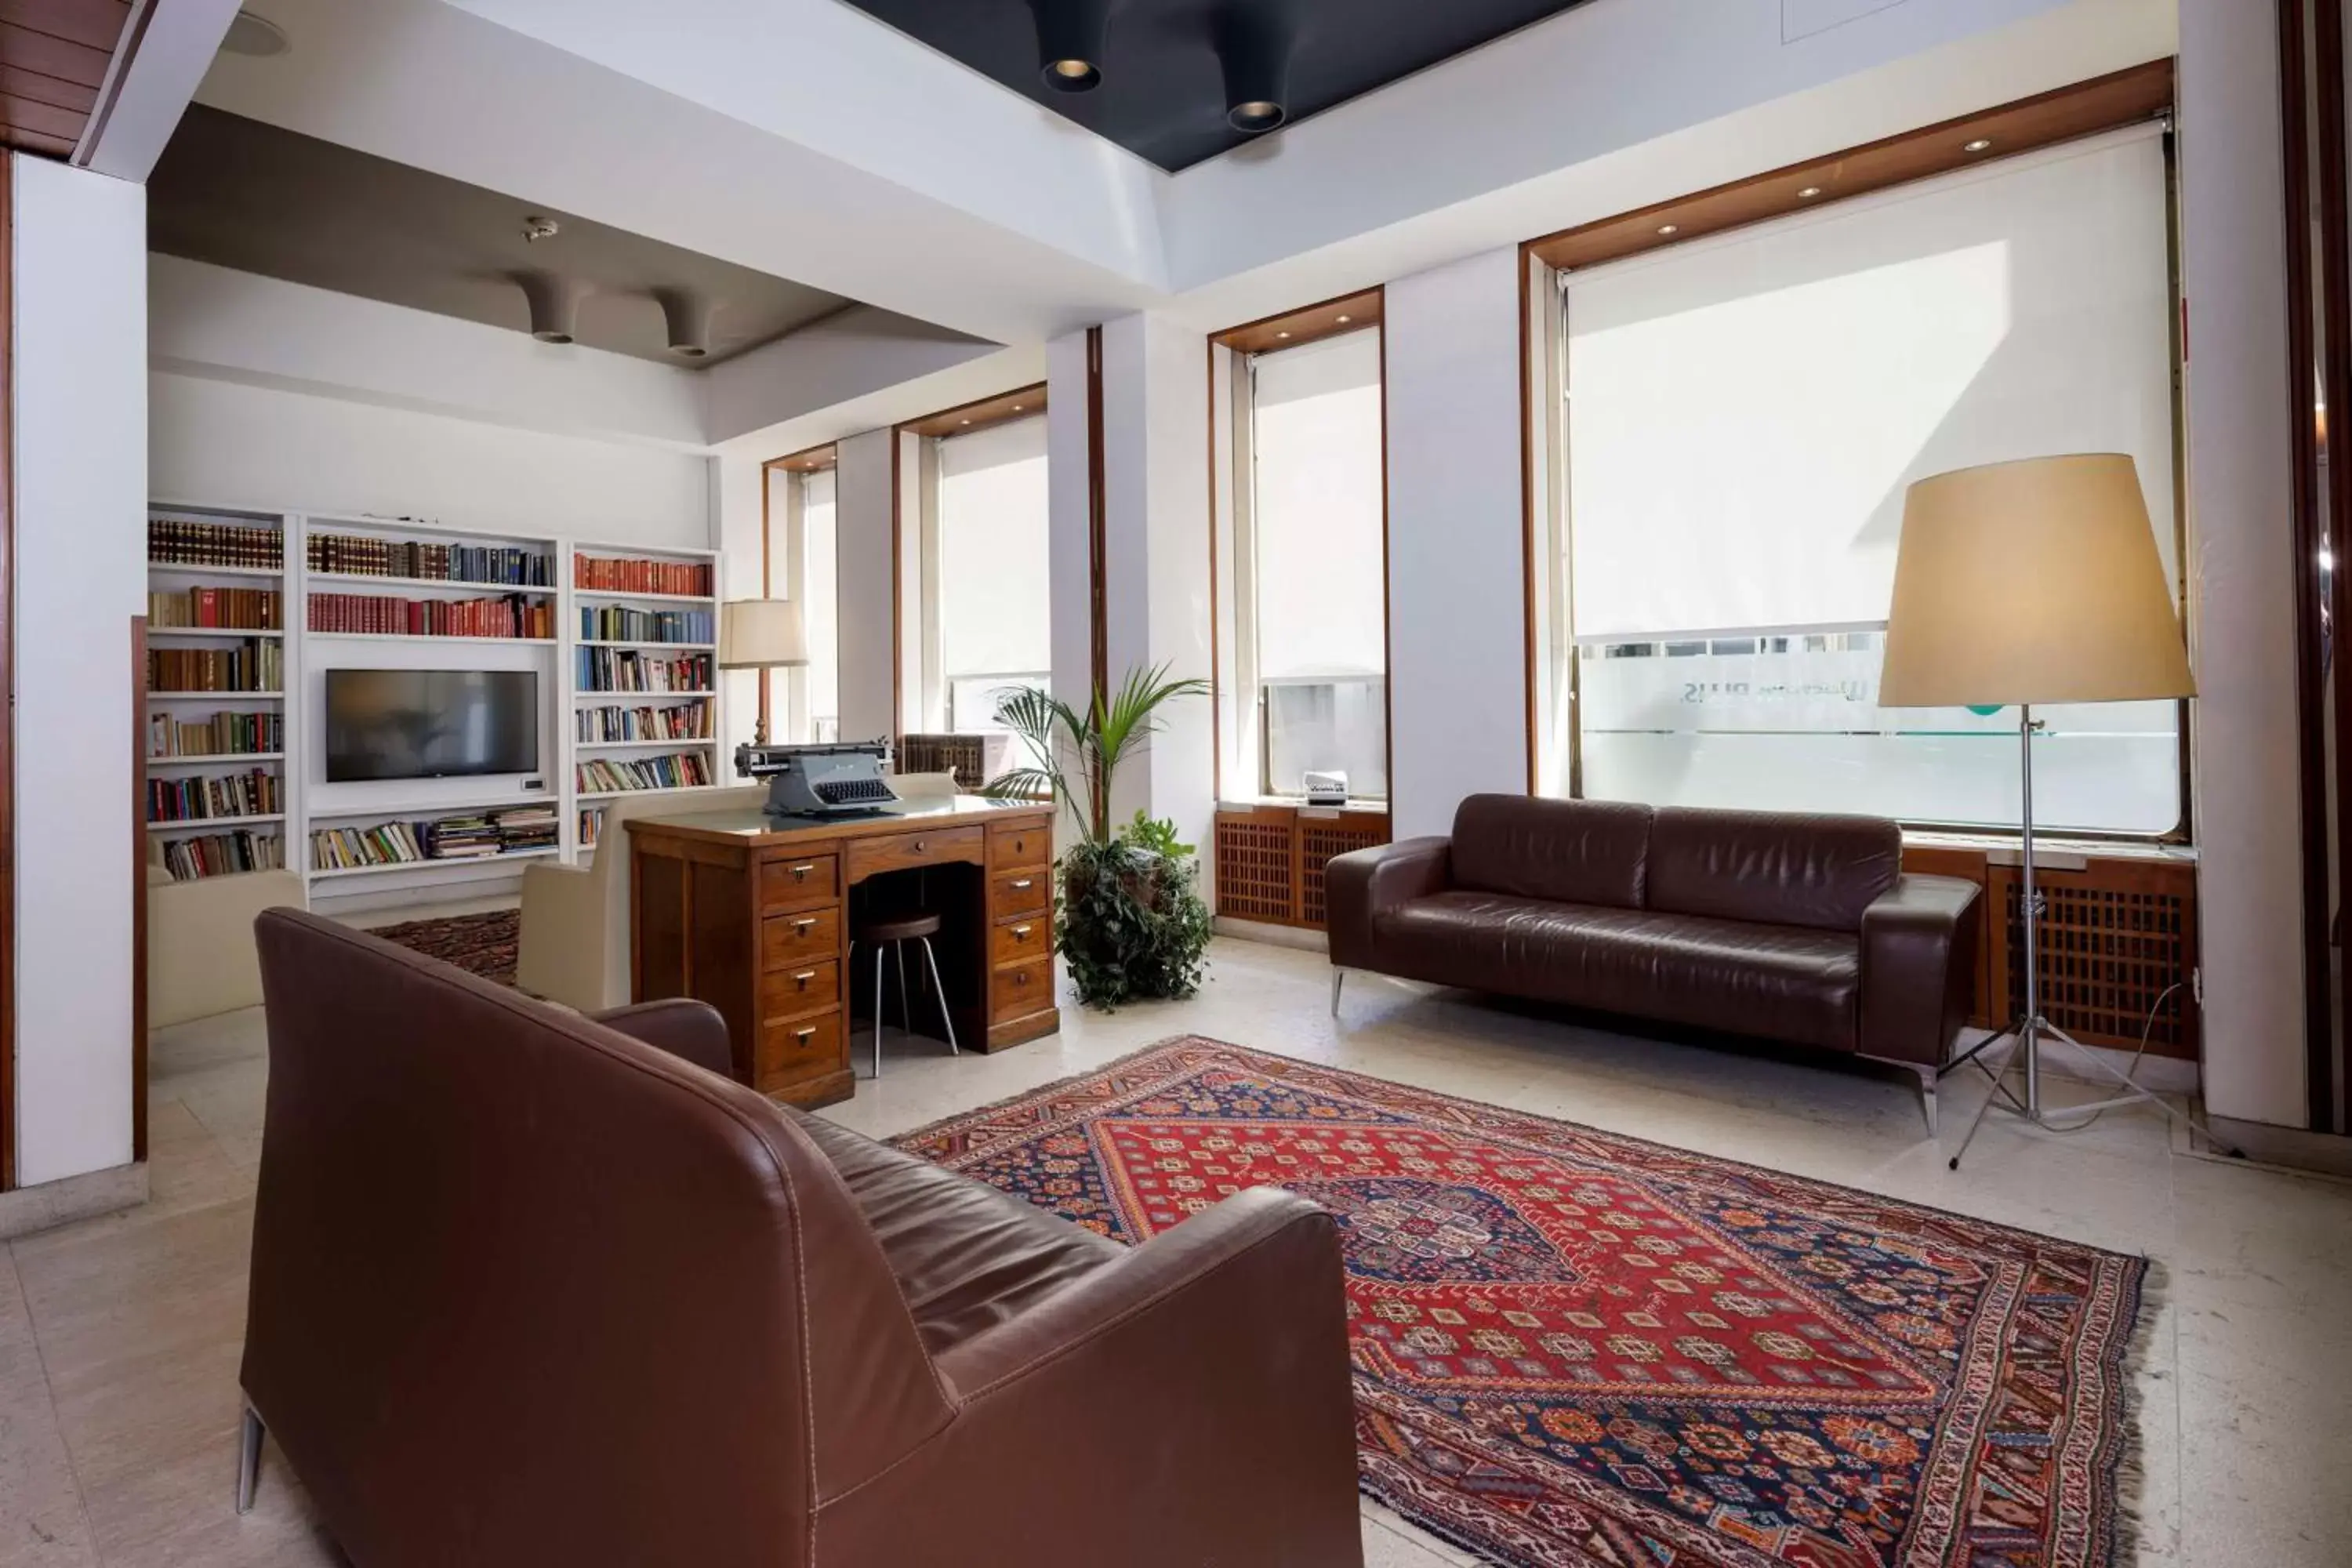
[[1056, 838, 1212, 1009]]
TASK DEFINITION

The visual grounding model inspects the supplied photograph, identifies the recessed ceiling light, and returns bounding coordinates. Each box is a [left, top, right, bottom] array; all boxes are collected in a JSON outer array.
[[1335, 314, 1351, 324], [221, 9, 289, 57], [1797, 186, 1823, 199], [1276, 330, 1290, 339], [1011, 404, 1023, 412], [1656, 223, 1679, 236], [1964, 138, 1994, 153], [960, 418, 972, 426]]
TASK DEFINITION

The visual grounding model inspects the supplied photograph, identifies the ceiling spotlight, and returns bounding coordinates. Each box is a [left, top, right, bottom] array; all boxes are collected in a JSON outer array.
[[1276, 330, 1290, 339], [961, 419, 973, 426], [517, 272, 583, 345], [1797, 186, 1823, 199], [1335, 314, 1351, 324], [1963, 137, 1994, 153], [1028, 0, 1109, 93], [522, 216, 560, 244], [1656, 223, 1679, 235], [1217, 6, 1293, 134], [220, 9, 289, 57], [655, 289, 712, 359], [1011, 403, 1024, 411]]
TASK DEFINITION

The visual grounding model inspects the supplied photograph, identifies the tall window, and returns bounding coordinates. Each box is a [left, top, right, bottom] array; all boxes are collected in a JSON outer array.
[[764, 461, 840, 743], [1229, 327, 1388, 799], [928, 413, 1050, 732], [1535, 128, 2180, 834]]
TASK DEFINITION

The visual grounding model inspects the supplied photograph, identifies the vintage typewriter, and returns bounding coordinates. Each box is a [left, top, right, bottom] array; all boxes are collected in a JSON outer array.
[[734, 739, 901, 818]]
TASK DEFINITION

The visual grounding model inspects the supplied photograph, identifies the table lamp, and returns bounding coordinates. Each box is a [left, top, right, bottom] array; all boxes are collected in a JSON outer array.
[[718, 598, 808, 746], [1878, 453, 2199, 1167]]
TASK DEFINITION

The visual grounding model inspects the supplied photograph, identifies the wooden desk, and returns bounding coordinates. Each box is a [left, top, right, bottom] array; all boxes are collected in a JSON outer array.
[[627, 797, 1058, 1107]]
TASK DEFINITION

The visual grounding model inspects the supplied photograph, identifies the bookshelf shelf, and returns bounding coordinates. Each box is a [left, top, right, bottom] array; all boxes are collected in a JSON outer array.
[[577, 784, 724, 803], [147, 562, 285, 581], [148, 813, 286, 832], [308, 572, 560, 596], [146, 690, 285, 702], [578, 638, 717, 651], [574, 688, 714, 701], [572, 588, 718, 605], [307, 797, 556, 822], [308, 846, 561, 882], [147, 753, 285, 768], [147, 626, 286, 640], [575, 738, 719, 752]]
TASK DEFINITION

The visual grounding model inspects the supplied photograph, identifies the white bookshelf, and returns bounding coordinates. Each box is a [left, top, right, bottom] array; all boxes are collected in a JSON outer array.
[[147, 506, 732, 904], [143, 505, 296, 885]]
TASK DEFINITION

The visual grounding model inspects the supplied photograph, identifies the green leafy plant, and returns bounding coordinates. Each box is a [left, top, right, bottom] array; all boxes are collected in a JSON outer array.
[[984, 666, 1213, 1007]]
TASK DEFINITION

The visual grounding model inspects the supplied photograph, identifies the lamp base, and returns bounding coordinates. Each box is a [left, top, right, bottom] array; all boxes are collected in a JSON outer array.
[[1947, 1016, 2236, 1168]]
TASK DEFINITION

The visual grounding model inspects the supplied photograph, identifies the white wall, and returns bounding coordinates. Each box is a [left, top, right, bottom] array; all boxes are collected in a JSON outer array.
[[150, 372, 711, 546], [13, 158, 147, 1187], [2178, 0, 2310, 1128], [833, 428, 896, 742], [1382, 247, 1530, 839]]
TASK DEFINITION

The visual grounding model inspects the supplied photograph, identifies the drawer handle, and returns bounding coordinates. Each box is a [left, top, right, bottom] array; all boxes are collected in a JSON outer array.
[[1013, 969, 1029, 986], [793, 970, 816, 985], [1010, 877, 1033, 890], [795, 1026, 817, 1042], [913, 839, 927, 851], [789, 863, 814, 881], [1013, 924, 1033, 939], [793, 917, 816, 934]]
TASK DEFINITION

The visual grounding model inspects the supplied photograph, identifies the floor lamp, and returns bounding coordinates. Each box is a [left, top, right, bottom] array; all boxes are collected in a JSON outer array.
[[1878, 454, 2203, 1169], [720, 599, 809, 747]]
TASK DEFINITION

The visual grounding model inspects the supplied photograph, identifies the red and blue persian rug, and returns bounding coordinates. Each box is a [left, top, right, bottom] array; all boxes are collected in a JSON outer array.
[[893, 1038, 2150, 1568]]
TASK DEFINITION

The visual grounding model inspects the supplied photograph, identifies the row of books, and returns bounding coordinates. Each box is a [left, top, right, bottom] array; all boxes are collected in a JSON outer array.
[[310, 805, 561, 872], [149, 587, 282, 630], [148, 768, 281, 825], [308, 593, 556, 640], [150, 519, 282, 572], [576, 752, 715, 794], [574, 556, 713, 597], [576, 648, 713, 693], [148, 710, 281, 758], [577, 699, 713, 743], [149, 641, 282, 694], [307, 533, 553, 586], [579, 806, 606, 850], [160, 829, 285, 883], [578, 606, 715, 645]]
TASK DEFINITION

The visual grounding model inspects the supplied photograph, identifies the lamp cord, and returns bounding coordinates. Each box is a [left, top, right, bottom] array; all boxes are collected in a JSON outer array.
[[2029, 980, 2183, 1134]]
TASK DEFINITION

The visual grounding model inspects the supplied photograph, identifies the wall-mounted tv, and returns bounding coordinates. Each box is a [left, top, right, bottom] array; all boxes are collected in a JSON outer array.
[[324, 669, 539, 783]]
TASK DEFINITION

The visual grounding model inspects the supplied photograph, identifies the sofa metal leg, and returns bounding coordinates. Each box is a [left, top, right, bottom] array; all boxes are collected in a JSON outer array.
[[235, 1402, 263, 1515], [1916, 1067, 1938, 1138], [1330, 968, 1345, 1018]]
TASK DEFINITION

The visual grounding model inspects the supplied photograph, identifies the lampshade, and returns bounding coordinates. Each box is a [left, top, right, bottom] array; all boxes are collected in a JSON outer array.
[[1878, 454, 2194, 708], [717, 599, 807, 670]]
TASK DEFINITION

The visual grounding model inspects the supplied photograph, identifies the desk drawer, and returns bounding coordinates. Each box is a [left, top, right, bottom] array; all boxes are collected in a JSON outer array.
[[761, 906, 839, 969], [990, 956, 1053, 1023], [990, 916, 1050, 967], [761, 959, 839, 1019], [991, 867, 1050, 920], [756, 1010, 841, 1089], [760, 854, 839, 913], [847, 824, 985, 882], [987, 820, 1051, 871]]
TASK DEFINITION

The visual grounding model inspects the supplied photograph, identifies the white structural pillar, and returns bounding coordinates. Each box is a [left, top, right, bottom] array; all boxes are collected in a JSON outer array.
[[1044, 315, 1215, 864], [833, 427, 898, 745], [2177, 0, 2312, 1131]]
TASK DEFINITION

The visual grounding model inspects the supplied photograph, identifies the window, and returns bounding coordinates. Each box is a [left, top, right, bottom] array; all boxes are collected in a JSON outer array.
[[903, 405, 1051, 738], [1534, 128, 2181, 834], [1223, 326, 1388, 800], [763, 462, 840, 743]]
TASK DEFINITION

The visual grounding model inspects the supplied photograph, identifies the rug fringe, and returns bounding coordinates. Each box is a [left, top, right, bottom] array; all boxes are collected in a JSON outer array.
[[2110, 1254, 2169, 1566]]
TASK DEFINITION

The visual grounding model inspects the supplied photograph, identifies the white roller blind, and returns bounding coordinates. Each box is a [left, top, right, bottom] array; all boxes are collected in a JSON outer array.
[[1251, 328, 1386, 680], [803, 470, 838, 728], [1564, 128, 2175, 639], [937, 414, 1050, 677]]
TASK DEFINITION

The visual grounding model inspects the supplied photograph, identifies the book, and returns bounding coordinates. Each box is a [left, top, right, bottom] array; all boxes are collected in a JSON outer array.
[[572, 555, 713, 597]]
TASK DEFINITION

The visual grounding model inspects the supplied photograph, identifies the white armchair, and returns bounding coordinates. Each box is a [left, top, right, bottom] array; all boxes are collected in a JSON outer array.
[[514, 786, 768, 1011], [148, 866, 308, 1028]]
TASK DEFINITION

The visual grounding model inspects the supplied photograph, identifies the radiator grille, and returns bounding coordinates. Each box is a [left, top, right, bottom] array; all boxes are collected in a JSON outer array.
[[1990, 862, 2197, 1054], [1214, 815, 1298, 923], [1298, 816, 1390, 927]]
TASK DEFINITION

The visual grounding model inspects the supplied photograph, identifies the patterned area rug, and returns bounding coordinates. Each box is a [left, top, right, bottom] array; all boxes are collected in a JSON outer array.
[[365, 909, 520, 986], [894, 1038, 2150, 1568]]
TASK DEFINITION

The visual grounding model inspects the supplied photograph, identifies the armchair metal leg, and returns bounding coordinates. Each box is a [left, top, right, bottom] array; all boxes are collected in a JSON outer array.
[[871, 944, 886, 1080], [1330, 968, 1345, 1018], [235, 1403, 263, 1514], [1915, 1066, 1938, 1137]]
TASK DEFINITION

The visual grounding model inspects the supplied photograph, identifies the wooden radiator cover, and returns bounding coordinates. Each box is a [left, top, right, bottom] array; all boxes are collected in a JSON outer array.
[[1902, 845, 2198, 1059], [1214, 805, 1390, 930]]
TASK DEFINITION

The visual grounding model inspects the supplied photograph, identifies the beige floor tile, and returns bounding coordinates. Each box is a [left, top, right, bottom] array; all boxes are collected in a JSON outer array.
[[0, 931, 2340, 1566], [0, 1247, 99, 1567]]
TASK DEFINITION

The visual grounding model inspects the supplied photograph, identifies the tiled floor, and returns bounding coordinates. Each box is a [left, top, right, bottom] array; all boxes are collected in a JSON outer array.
[[5, 932, 2350, 1566]]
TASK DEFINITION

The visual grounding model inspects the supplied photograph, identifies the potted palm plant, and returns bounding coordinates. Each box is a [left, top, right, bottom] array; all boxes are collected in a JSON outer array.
[[985, 664, 1213, 1008]]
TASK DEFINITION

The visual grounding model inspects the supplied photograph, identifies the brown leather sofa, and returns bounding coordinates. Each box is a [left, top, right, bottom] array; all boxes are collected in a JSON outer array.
[[241, 909, 1363, 1566], [1327, 795, 1978, 1130]]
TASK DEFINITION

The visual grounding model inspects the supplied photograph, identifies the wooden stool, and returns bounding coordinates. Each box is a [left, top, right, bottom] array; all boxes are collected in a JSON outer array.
[[851, 909, 959, 1077]]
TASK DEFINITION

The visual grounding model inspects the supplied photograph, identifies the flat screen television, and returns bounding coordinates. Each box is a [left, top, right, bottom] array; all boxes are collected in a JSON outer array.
[[324, 669, 539, 782]]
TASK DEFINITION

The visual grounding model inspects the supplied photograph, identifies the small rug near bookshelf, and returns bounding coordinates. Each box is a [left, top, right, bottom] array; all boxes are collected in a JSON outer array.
[[367, 909, 518, 987], [895, 1038, 2152, 1568]]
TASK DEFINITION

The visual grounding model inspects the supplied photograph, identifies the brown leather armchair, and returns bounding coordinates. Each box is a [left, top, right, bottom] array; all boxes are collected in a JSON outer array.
[[241, 909, 1363, 1566], [1327, 795, 1979, 1131]]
